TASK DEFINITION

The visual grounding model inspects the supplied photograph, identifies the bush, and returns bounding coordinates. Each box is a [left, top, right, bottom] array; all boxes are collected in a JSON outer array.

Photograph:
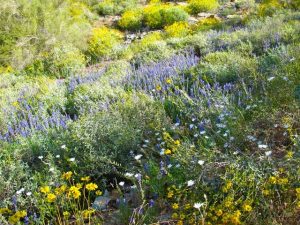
[[187, 0, 219, 15], [118, 9, 143, 31], [68, 93, 169, 175], [192, 16, 222, 31], [143, 4, 164, 29], [198, 51, 258, 84], [96, 0, 115, 15], [143, 5, 189, 29], [161, 6, 189, 26], [96, 0, 138, 15], [87, 27, 123, 61], [165, 21, 190, 38], [0, 0, 92, 73], [25, 44, 86, 78], [258, 0, 283, 17]]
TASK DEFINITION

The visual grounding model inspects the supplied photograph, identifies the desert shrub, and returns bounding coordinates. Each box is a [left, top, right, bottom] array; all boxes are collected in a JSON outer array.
[[192, 16, 222, 31], [258, 0, 283, 17], [0, 145, 34, 206], [131, 41, 174, 65], [24, 44, 86, 78], [143, 4, 189, 29], [161, 6, 189, 26], [67, 93, 169, 176], [187, 0, 219, 15], [96, 0, 138, 15], [96, 0, 115, 15], [143, 4, 165, 29], [87, 27, 123, 61], [198, 51, 258, 84], [165, 21, 190, 38], [0, 0, 92, 73], [118, 9, 143, 31]]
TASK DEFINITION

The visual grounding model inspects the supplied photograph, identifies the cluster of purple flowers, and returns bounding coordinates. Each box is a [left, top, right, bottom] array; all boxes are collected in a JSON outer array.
[[0, 98, 72, 142], [68, 67, 106, 92], [125, 50, 200, 93]]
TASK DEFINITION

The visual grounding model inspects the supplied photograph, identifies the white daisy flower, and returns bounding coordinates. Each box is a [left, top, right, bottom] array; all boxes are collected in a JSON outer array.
[[198, 160, 205, 166], [134, 154, 143, 160], [187, 180, 195, 187]]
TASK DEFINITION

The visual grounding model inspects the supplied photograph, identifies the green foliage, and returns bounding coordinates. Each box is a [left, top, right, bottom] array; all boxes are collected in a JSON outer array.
[[87, 27, 123, 61], [96, 0, 139, 15], [143, 4, 189, 29], [118, 9, 143, 31], [165, 22, 191, 38], [187, 0, 219, 15], [0, 0, 92, 76], [68, 93, 168, 175]]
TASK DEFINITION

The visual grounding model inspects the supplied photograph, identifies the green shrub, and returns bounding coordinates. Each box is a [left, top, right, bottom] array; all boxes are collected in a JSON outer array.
[[161, 6, 189, 26], [143, 4, 189, 29], [68, 93, 169, 175], [96, 0, 138, 15], [87, 27, 123, 61], [0, 0, 92, 73], [97, 0, 115, 15], [118, 9, 143, 31], [199, 51, 258, 84], [143, 4, 164, 29], [187, 0, 219, 15], [164, 21, 190, 38]]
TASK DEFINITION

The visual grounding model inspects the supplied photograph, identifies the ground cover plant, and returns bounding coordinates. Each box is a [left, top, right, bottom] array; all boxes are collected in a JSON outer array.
[[0, 0, 300, 224]]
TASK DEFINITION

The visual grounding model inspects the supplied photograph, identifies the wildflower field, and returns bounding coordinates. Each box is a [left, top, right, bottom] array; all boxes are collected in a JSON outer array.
[[0, 0, 300, 224]]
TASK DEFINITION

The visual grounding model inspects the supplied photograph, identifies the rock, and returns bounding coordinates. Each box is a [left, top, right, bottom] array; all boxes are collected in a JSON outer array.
[[198, 12, 214, 18], [188, 16, 199, 25], [92, 190, 111, 211], [226, 14, 242, 19]]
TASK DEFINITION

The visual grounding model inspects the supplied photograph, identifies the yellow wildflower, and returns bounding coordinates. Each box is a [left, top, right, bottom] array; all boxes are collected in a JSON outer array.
[[185, 203, 191, 209], [216, 209, 223, 216], [69, 186, 81, 199], [269, 176, 277, 184], [55, 185, 67, 195], [40, 186, 50, 194], [243, 204, 252, 212], [15, 210, 27, 218], [8, 215, 20, 224], [174, 140, 180, 146], [177, 220, 184, 225], [167, 190, 174, 198], [180, 213, 185, 219], [86, 183, 98, 191], [166, 78, 172, 84], [0, 208, 12, 214], [296, 187, 300, 198], [278, 178, 288, 185], [156, 85, 162, 91], [172, 203, 179, 209], [230, 210, 241, 224], [82, 209, 95, 219], [76, 183, 83, 189], [8, 210, 27, 224], [96, 190, 103, 196], [62, 171, 73, 180], [81, 176, 91, 182], [63, 211, 70, 218], [164, 149, 172, 155], [286, 151, 294, 159], [171, 212, 178, 219], [46, 193, 56, 203], [262, 189, 270, 196]]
